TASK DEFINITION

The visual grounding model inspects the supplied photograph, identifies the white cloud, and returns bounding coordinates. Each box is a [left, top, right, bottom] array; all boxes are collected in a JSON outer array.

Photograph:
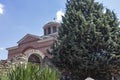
[[103, 8, 106, 14], [56, 9, 64, 22], [0, 3, 4, 15], [0, 48, 5, 50]]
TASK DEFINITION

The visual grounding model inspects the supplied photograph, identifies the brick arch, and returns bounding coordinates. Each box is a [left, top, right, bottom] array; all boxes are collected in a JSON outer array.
[[23, 49, 45, 63]]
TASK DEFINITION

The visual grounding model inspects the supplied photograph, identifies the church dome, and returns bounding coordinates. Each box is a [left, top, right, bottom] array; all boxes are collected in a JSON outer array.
[[43, 22, 61, 35]]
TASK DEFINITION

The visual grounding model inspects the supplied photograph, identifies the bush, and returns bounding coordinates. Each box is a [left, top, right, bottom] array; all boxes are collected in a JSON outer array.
[[0, 63, 60, 80]]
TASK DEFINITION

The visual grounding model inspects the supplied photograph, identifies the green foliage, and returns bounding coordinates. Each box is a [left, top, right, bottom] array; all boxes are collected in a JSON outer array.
[[0, 63, 60, 80], [0, 74, 7, 80], [50, 0, 120, 79], [0, 69, 8, 80]]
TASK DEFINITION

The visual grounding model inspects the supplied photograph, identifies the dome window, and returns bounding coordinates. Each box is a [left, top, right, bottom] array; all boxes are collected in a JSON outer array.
[[53, 26, 57, 33], [48, 27, 51, 34]]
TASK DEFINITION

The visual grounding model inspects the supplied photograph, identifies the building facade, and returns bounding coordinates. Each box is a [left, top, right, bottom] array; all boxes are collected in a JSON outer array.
[[6, 22, 61, 64]]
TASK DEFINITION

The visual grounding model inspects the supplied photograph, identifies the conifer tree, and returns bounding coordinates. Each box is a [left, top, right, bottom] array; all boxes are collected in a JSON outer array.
[[50, 0, 120, 79]]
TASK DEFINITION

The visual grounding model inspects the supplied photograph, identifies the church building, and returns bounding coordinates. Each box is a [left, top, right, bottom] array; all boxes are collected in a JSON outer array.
[[6, 22, 61, 64]]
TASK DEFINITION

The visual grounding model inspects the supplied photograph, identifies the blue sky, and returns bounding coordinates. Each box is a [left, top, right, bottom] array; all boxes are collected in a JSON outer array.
[[0, 0, 120, 60]]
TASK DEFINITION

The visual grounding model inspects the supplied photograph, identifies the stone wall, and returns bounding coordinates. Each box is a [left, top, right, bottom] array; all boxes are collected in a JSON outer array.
[[0, 54, 28, 76], [0, 60, 11, 75]]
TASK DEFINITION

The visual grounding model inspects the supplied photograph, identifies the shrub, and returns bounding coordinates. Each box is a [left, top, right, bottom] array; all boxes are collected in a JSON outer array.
[[1, 63, 60, 80]]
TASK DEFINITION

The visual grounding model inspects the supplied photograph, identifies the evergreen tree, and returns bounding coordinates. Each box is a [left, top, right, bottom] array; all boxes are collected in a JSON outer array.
[[50, 0, 120, 80]]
